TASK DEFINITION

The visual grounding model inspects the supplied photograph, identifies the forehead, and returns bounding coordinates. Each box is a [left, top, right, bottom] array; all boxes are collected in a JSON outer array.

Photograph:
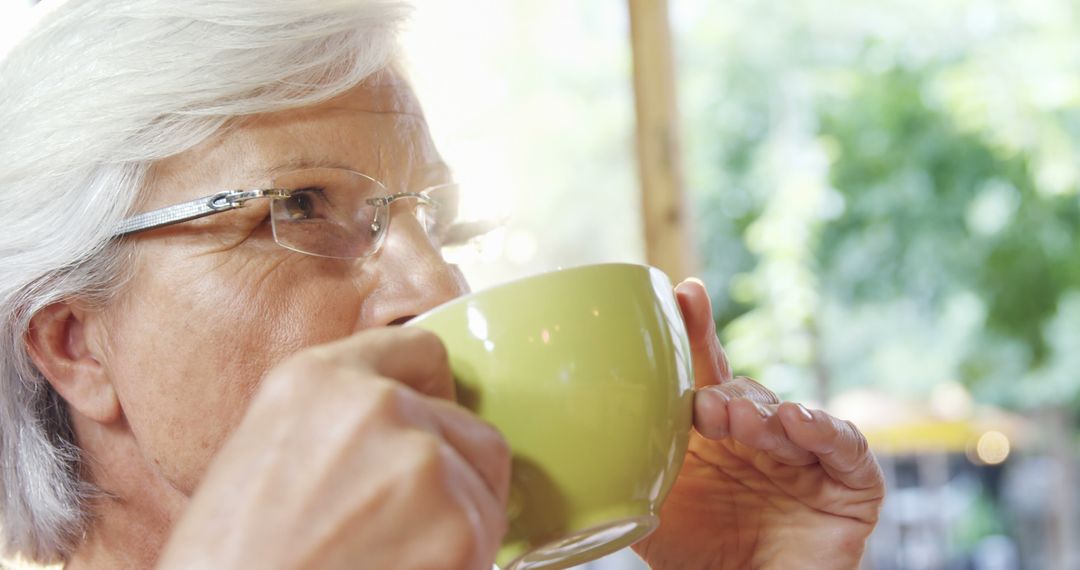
[[146, 69, 441, 206]]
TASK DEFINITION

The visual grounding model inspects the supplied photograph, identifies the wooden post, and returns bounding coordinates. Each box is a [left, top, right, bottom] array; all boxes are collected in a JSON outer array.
[[1047, 406, 1077, 570], [627, 0, 699, 282]]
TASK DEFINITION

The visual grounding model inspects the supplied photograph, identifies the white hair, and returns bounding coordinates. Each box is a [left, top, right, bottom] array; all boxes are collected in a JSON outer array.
[[0, 0, 409, 562]]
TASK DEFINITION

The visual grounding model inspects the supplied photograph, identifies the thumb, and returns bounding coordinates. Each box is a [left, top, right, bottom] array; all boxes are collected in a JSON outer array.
[[675, 278, 733, 388]]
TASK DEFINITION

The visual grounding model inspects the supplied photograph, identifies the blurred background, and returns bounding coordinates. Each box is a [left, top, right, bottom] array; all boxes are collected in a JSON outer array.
[[401, 0, 1080, 568], [4, 0, 1080, 568]]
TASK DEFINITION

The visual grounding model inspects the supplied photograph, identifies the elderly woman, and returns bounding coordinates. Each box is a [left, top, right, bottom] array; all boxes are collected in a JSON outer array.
[[0, 1, 884, 569]]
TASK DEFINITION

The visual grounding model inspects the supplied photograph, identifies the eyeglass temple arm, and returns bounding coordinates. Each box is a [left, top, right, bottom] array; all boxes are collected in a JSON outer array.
[[113, 189, 284, 237], [368, 191, 435, 207], [117, 189, 433, 237]]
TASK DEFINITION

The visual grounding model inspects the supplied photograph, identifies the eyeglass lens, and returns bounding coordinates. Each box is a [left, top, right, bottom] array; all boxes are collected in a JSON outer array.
[[268, 168, 461, 259], [270, 168, 390, 259]]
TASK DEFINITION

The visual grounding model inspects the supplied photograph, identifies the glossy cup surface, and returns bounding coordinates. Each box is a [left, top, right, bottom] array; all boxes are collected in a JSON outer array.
[[407, 263, 694, 569]]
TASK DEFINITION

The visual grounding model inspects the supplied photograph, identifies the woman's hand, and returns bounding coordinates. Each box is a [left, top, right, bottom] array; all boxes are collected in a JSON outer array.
[[157, 328, 511, 570], [634, 280, 885, 570]]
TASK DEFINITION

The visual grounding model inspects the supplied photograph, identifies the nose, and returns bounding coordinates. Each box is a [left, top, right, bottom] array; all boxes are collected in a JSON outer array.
[[355, 212, 470, 328]]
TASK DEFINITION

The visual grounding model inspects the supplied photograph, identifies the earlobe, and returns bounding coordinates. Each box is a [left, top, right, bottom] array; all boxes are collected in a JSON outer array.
[[26, 302, 120, 424]]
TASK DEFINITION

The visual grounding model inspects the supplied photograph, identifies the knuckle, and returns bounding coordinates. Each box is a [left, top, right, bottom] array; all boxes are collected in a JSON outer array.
[[844, 420, 871, 454], [468, 414, 507, 447], [415, 433, 446, 468], [398, 431, 447, 477], [395, 326, 446, 352], [411, 328, 450, 363], [737, 376, 780, 404], [374, 328, 451, 382], [346, 330, 398, 366], [364, 378, 400, 410], [362, 380, 418, 424], [708, 384, 740, 401]]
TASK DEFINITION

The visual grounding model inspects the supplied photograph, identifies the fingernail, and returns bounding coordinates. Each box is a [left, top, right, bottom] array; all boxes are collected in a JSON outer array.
[[796, 403, 814, 422], [676, 277, 705, 292], [752, 401, 770, 419]]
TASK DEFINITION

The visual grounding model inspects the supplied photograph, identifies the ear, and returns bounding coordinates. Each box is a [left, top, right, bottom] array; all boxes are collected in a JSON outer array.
[[26, 302, 120, 424]]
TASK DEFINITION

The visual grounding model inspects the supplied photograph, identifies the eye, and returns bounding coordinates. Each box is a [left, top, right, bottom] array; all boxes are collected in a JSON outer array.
[[281, 189, 322, 221]]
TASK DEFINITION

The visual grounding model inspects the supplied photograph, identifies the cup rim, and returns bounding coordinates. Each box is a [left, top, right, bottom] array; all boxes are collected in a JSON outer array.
[[406, 262, 666, 325]]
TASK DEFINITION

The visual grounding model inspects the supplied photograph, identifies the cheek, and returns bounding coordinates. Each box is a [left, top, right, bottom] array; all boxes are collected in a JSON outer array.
[[105, 254, 364, 494]]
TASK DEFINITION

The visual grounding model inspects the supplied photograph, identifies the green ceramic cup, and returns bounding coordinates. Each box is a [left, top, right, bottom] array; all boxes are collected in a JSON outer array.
[[407, 263, 694, 570]]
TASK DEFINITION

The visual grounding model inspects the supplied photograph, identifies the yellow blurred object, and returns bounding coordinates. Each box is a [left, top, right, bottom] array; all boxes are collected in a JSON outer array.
[[863, 419, 979, 454], [831, 387, 1031, 457]]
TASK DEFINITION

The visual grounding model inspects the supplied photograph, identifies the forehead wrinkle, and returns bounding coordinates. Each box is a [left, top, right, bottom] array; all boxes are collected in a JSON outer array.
[[252, 106, 426, 172], [264, 157, 358, 176], [145, 81, 433, 209]]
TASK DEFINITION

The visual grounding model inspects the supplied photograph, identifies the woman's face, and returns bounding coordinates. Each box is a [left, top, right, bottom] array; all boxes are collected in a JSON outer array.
[[97, 70, 467, 496]]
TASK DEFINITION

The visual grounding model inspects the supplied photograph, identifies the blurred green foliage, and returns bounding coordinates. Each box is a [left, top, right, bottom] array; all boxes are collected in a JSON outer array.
[[676, 0, 1080, 417]]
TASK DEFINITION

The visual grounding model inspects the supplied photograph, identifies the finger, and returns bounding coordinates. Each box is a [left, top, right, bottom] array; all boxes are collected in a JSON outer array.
[[675, 278, 733, 387], [313, 327, 456, 400], [370, 329, 455, 400], [693, 388, 732, 439], [393, 386, 511, 507], [779, 406, 884, 491], [693, 376, 778, 438], [693, 375, 780, 437], [723, 399, 818, 466], [434, 438, 510, 568], [419, 402, 511, 568], [425, 397, 513, 508]]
